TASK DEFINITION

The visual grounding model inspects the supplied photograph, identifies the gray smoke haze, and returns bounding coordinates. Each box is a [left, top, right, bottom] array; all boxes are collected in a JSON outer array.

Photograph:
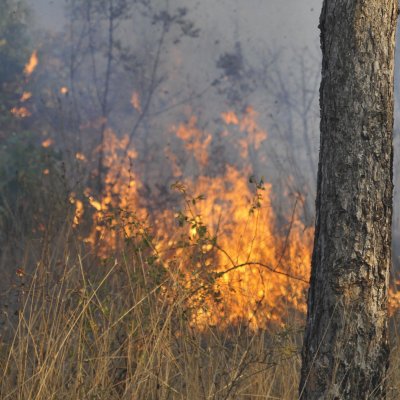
[[27, 0, 322, 106], [28, 0, 321, 49], [23, 0, 400, 262]]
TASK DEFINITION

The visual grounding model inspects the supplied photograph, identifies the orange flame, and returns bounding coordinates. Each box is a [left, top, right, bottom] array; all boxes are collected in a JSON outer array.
[[175, 116, 211, 168], [70, 194, 84, 227], [221, 110, 239, 125], [83, 129, 144, 252], [75, 152, 87, 161], [11, 106, 31, 118], [72, 107, 312, 328], [24, 50, 38, 77], [20, 92, 32, 102], [130, 91, 142, 112], [41, 138, 54, 148], [168, 166, 312, 329]]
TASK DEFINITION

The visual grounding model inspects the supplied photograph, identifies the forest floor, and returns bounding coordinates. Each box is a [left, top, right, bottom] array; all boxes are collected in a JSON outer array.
[[1, 226, 400, 400]]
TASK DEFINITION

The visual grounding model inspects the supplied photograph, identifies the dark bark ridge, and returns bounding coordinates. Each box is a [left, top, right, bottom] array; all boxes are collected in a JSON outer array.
[[300, 1, 398, 399]]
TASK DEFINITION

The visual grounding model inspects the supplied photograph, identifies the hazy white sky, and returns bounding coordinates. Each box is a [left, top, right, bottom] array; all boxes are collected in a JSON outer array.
[[28, 0, 321, 51]]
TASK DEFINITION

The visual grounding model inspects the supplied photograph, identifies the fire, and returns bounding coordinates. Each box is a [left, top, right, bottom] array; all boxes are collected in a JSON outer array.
[[41, 138, 54, 148], [169, 111, 310, 328], [73, 200, 84, 226], [71, 107, 312, 328], [222, 107, 267, 159], [11, 53, 37, 119], [239, 106, 267, 150], [75, 152, 87, 161], [175, 116, 212, 168], [11, 106, 31, 118], [168, 166, 312, 329], [130, 91, 142, 112], [221, 110, 239, 125], [388, 281, 400, 316], [82, 129, 144, 252], [24, 50, 38, 77], [70, 193, 84, 227], [11, 91, 33, 118], [20, 91, 32, 102]]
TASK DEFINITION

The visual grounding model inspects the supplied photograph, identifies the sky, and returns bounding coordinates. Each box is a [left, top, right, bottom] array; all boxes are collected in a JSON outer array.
[[27, 0, 321, 51]]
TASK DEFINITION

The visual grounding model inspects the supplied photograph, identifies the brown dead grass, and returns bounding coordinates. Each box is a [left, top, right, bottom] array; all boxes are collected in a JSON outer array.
[[1, 223, 399, 400]]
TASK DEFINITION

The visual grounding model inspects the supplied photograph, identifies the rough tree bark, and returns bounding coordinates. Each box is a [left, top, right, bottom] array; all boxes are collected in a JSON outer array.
[[300, 1, 398, 399]]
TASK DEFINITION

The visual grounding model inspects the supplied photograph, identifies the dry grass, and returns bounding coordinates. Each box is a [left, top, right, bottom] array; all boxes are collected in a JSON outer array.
[[1, 224, 400, 400], [0, 222, 305, 400]]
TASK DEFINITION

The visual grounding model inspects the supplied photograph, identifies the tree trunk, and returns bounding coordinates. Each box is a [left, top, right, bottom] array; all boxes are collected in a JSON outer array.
[[299, 2, 398, 399]]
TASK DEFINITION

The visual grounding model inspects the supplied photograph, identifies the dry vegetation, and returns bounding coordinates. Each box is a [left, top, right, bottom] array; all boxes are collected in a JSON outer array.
[[1, 85, 400, 399], [0, 221, 303, 400], [2, 2, 400, 398], [0, 205, 400, 400]]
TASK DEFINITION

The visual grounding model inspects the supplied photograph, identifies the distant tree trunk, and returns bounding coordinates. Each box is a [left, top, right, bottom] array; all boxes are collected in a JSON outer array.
[[300, 1, 398, 399]]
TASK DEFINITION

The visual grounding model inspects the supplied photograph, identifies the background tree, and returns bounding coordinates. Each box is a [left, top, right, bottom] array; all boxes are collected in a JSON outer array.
[[0, 0, 31, 135], [300, 1, 398, 399]]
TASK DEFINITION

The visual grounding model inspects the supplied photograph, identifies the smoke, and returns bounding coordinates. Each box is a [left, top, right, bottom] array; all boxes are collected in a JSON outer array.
[[23, 0, 400, 263], [20, 0, 321, 222], [26, 0, 65, 30], [28, 0, 320, 48]]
